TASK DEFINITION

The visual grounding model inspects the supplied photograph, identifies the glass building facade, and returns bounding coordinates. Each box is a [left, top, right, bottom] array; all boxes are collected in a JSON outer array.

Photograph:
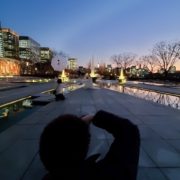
[[40, 47, 53, 63], [0, 28, 19, 59], [19, 36, 40, 74], [0, 27, 52, 76], [19, 36, 40, 63], [67, 58, 77, 70]]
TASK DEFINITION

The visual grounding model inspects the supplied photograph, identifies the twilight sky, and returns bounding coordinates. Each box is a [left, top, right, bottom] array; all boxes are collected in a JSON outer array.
[[1, 0, 180, 68]]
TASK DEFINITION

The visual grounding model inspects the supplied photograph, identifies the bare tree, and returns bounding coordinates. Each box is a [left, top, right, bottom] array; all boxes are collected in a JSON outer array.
[[111, 53, 136, 69], [97, 63, 106, 75], [111, 55, 120, 67], [152, 41, 180, 77], [140, 55, 158, 73], [52, 50, 68, 60]]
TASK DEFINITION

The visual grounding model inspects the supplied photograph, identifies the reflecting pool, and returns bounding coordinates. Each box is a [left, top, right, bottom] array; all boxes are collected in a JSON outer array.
[[105, 84, 180, 110], [0, 98, 41, 133]]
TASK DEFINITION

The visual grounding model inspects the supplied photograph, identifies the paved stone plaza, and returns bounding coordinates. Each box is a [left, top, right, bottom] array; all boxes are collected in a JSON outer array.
[[0, 82, 180, 180]]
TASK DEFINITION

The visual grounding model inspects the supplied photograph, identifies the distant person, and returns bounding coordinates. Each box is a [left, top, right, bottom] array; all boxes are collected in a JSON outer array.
[[39, 110, 140, 180], [54, 78, 65, 100]]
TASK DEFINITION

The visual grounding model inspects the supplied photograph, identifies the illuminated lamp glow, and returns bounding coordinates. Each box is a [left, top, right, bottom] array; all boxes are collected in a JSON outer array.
[[118, 68, 126, 84]]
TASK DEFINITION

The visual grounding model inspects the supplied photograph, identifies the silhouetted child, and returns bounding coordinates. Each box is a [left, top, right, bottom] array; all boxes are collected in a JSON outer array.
[[39, 110, 140, 180], [54, 78, 65, 100]]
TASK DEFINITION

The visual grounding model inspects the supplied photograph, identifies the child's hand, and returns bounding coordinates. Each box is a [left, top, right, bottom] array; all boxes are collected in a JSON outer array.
[[81, 114, 94, 124]]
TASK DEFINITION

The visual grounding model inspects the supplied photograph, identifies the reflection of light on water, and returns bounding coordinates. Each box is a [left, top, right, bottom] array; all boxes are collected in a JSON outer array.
[[0, 108, 9, 118], [119, 85, 124, 92], [0, 98, 42, 133], [0, 98, 33, 119], [22, 99, 32, 108], [105, 85, 180, 110]]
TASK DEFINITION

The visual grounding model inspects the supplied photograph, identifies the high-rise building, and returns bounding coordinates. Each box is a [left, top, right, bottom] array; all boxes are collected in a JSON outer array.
[[106, 64, 112, 72], [40, 47, 53, 63], [67, 58, 77, 70], [19, 36, 40, 63], [0, 28, 19, 59]]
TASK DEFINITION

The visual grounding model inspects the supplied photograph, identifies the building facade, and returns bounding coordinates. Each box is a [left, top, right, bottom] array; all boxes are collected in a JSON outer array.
[[19, 36, 40, 74], [0, 58, 20, 76], [0, 26, 53, 76], [40, 47, 53, 63], [0, 28, 19, 59], [19, 36, 40, 63], [67, 58, 77, 70]]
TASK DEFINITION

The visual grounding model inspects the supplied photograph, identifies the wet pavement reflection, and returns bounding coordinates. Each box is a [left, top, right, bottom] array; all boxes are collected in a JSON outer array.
[[103, 84, 180, 110], [0, 98, 41, 133]]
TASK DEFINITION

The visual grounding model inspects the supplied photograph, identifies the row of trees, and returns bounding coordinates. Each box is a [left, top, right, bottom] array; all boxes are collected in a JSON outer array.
[[111, 41, 180, 78]]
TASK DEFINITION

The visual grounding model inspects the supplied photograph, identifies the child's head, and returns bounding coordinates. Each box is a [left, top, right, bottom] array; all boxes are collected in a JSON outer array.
[[39, 114, 90, 173]]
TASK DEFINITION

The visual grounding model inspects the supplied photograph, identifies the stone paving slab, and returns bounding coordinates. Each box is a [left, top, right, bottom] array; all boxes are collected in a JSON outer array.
[[0, 139, 38, 180], [141, 139, 180, 167], [21, 154, 46, 180], [137, 168, 167, 180], [0, 87, 180, 180], [167, 140, 180, 153], [139, 148, 156, 167], [161, 168, 180, 180], [0, 124, 31, 153], [137, 125, 162, 140], [148, 124, 180, 139]]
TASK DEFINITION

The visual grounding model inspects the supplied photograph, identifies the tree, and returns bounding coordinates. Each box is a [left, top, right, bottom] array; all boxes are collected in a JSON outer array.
[[111, 53, 136, 69], [52, 50, 68, 58], [140, 55, 158, 73], [152, 41, 180, 77], [97, 63, 106, 75], [51, 50, 69, 73]]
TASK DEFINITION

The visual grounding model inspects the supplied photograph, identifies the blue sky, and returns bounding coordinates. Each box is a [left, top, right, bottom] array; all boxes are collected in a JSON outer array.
[[1, 0, 180, 68]]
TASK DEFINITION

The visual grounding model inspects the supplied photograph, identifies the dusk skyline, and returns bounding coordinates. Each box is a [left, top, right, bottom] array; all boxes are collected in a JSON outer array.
[[1, 0, 180, 69]]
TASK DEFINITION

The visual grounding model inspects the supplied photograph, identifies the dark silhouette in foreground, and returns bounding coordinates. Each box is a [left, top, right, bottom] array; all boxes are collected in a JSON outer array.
[[39, 110, 140, 180]]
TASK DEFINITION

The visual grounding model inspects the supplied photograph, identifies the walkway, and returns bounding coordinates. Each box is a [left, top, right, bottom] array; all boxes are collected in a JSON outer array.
[[0, 85, 180, 180]]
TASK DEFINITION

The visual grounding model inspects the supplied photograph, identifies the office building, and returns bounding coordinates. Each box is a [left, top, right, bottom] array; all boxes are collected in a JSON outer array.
[[40, 47, 53, 63], [0, 28, 19, 59], [0, 28, 20, 76], [67, 58, 77, 70], [106, 64, 112, 72], [19, 36, 40, 63]]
